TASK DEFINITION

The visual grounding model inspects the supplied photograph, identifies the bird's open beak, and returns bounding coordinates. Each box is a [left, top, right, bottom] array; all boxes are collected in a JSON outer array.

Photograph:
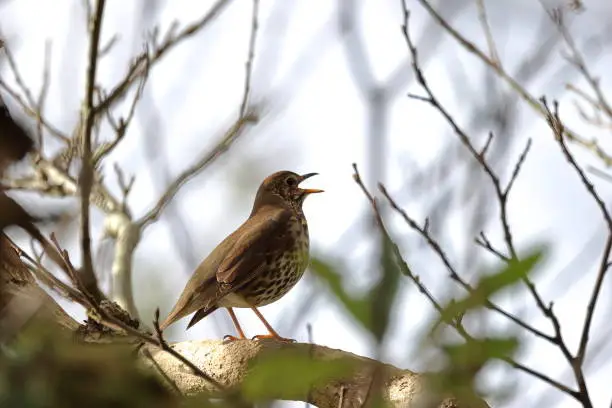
[[299, 173, 324, 194]]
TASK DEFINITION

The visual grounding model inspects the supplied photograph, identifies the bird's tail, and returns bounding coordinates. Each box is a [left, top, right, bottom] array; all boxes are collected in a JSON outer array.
[[186, 305, 218, 329]]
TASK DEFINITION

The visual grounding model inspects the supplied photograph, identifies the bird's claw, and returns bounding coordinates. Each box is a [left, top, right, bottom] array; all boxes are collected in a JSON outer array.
[[251, 334, 296, 343], [223, 334, 245, 342]]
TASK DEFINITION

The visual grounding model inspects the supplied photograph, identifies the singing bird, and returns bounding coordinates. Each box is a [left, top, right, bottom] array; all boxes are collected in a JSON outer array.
[[160, 171, 323, 341]]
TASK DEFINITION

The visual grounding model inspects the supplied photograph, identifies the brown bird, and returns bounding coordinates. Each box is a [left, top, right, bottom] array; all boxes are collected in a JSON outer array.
[[160, 171, 323, 341]]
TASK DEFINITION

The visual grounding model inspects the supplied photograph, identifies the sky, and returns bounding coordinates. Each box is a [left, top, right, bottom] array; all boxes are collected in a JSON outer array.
[[2, 0, 612, 407]]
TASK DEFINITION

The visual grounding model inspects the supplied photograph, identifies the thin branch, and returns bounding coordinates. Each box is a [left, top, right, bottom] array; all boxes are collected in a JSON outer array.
[[378, 182, 556, 343], [136, 104, 257, 230], [94, 0, 233, 115], [239, 0, 260, 118], [353, 160, 575, 399], [0, 79, 68, 142], [135, 0, 258, 230], [413, 0, 612, 166], [18, 245, 89, 307], [474, 0, 500, 67], [79, 0, 106, 303], [541, 99, 612, 370], [94, 54, 150, 167], [587, 166, 612, 184], [474, 231, 510, 262], [40, 234, 226, 394], [151, 309, 228, 393], [544, 4, 612, 118], [1, 43, 36, 108], [351, 164, 444, 315], [400, 4, 555, 330], [501, 357, 579, 398], [35, 41, 52, 148], [397, 7, 587, 402], [541, 99, 612, 230]]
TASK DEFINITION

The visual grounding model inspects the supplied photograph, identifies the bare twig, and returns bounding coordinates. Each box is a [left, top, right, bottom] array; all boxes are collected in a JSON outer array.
[[541, 99, 612, 372], [354, 162, 573, 397], [94, 0, 233, 115], [587, 166, 612, 184], [413, 0, 612, 166], [35, 41, 52, 148], [94, 55, 150, 167], [0, 80, 68, 143], [502, 357, 579, 398], [378, 182, 556, 343], [474, 0, 500, 67], [397, 6, 588, 402], [39, 234, 225, 393], [239, 0, 260, 118], [474, 231, 510, 262], [541, 99, 612, 230], [113, 163, 135, 212], [49, 233, 99, 308], [78, 0, 106, 303], [0, 44, 68, 142], [351, 164, 443, 314], [18, 245, 89, 306], [142, 347, 182, 394], [400, 3, 555, 326], [136, 104, 257, 230], [151, 309, 226, 390], [545, 4, 612, 118], [135, 0, 258, 230]]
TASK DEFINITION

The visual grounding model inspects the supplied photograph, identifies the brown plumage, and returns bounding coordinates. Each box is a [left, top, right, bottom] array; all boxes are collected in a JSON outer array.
[[160, 171, 322, 341]]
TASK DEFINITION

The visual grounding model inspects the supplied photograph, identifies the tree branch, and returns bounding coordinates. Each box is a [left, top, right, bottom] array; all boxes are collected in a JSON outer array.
[[413, 0, 612, 166], [78, 0, 106, 303], [541, 99, 612, 372], [146, 340, 488, 408]]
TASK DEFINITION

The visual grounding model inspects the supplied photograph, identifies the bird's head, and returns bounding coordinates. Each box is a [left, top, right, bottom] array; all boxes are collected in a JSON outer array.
[[253, 171, 323, 212]]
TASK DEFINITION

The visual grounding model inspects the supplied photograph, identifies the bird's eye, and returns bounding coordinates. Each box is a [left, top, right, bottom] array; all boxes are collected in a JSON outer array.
[[285, 177, 297, 186]]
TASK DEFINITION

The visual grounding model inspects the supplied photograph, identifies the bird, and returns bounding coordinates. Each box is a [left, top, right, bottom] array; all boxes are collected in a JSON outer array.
[[160, 170, 323, 342]]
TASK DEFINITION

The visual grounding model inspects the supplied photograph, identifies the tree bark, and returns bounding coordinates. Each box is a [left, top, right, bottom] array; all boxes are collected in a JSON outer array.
[[146, 340, 490, 408]]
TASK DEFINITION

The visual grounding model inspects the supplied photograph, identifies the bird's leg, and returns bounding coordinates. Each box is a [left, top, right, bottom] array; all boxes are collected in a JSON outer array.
[[249, 305, 295, 343], [223, 307, 247, 341]]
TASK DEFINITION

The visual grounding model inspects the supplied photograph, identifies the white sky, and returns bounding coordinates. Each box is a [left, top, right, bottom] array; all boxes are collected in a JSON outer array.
[[2, 0, 612, 407]]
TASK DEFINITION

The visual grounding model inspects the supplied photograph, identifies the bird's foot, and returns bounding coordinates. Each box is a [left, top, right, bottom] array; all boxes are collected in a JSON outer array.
[[223, 334, 246, 342], [251, 334, 296, 343]]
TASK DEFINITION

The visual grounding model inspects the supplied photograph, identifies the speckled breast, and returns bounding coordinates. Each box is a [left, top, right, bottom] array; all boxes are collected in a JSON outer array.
[[238, 214, 310, 307]]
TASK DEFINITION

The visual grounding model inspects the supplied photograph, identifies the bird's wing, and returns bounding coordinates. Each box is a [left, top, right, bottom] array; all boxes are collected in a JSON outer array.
[[159, 229, 242, 330], [216, 207, 292, 286], [159, 207, 291, 330]]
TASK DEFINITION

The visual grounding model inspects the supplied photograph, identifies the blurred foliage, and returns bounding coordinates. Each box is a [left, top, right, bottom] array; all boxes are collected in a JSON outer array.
[[426, 246, 546, 406], [438, 248, 545, 326], [311, 234, 401, 342], [242, 349, 355, 401], [0, 322, 182, 408], [428, 337, 519, 407], [314, 228, 546, 405]]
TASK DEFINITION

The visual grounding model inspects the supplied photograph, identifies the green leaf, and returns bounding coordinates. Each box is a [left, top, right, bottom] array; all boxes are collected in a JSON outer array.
[[444, 336, 519, 367], [242, 350, 355, 400], [311, 233, 404, 342], [368, 235, 401, 341], [310, 258, 372, 331], [430, 336, 519, 406], [440, 247, 545, 323]]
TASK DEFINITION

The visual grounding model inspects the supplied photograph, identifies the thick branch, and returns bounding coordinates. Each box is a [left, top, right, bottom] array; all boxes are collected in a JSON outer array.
[[146, 340, 489, 408]]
